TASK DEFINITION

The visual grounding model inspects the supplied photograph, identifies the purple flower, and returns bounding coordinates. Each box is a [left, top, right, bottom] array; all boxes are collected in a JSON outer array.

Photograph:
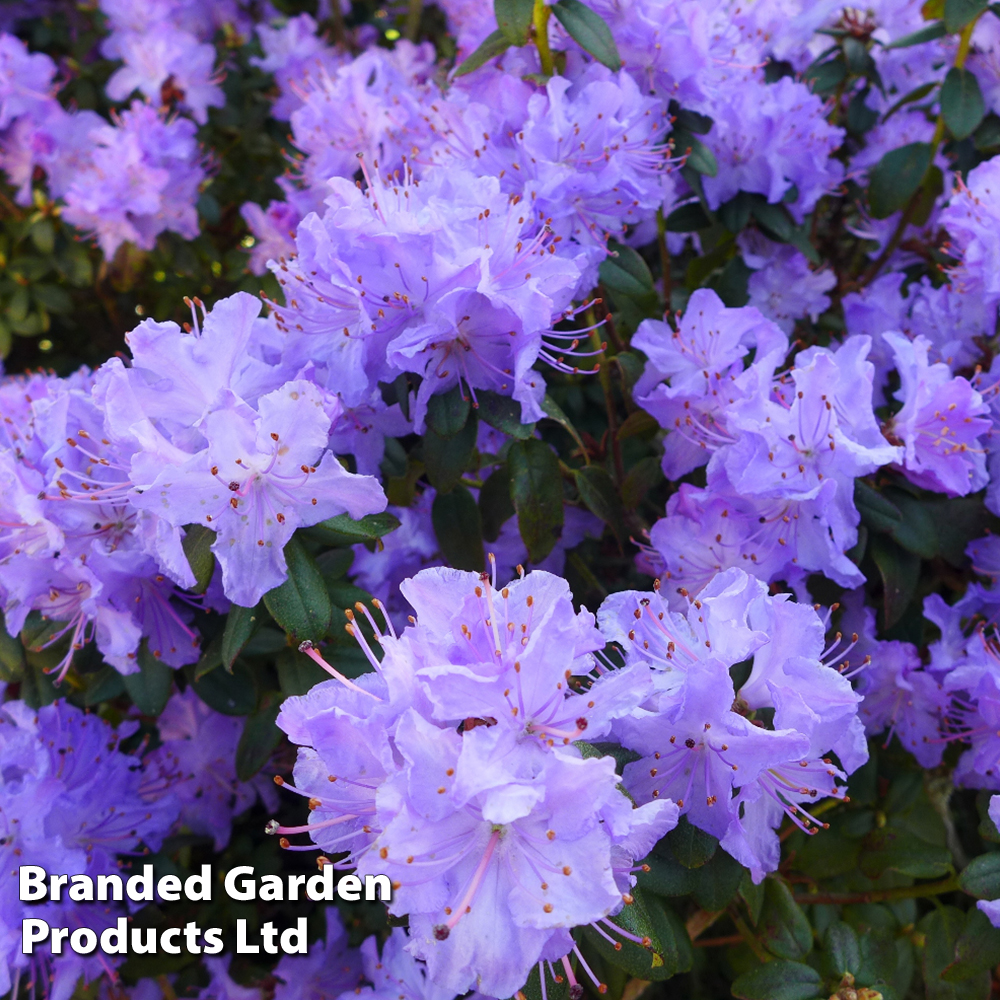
[[240, 199, 301, 275], [270, 166, 591, 429], [0, 699, 178, 997], [198, 957, 262, 1000], [980, 796, 1000, 927], [148, 687, 279, 850], [61, 102, 206, 258], [0, 33, 57, 129], [883, 332, 991, 496], [350, 928, 455, 1000], [739, 234, 835, 335], [104, 28, 224, 124], [941, 157, 1000, 307], [632, 287, 788, 479], [129, 379, 386, 607], [273, 909, 362, 1000], [699, 74, 845, 219]]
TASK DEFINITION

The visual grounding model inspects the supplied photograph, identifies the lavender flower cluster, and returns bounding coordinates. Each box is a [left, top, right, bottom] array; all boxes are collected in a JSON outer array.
[[7, 0, 1000, 997]]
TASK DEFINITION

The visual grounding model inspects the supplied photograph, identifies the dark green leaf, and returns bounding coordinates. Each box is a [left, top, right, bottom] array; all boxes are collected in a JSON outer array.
[[824, 922, 861, 979], [276, 646, 331, 696], [508, 962, 570, 1000], [667, 818, 718, 868], [0, 611, 25, 682], [122, 642, 174, 716], [860, 825, 952, 879], [674, 129, 718, 176], [454, 29, 511, 77], [424, 410, 478, 492], [193, 634, 223, 680], [691, 849, 745, 911], [263, 535, 332, 645], [432, 484, 485, 571], [221, 602, 265, 671], [731, 961, 823, 1000], [307, 512, 402, 546], [944, 0, 989, 32], [740, 872, 766, 925], [475, 390, 535, 440], [83, 665, 126, 705], [885, 20, 946, 47], [718, 192, 753, 233], [599, 242, 657, 300], [426, 385, 471, 438], [479, 464, 516, 543], [758, 879, 813, 961], [804, 57, 847, 95], [870, 534, 921, 629], [974, 112, 1000, 149], [30, 219, 55, 254], [942, 908, 1000, 982], [574, 465, 625, 546], [621, 455, 664, 511], [868, 142, 932, 218], [921, 906, 989, 1000], [508, 438, 564, 562], [540, 393, 588, 457], [235, 691, 283, 781], [664, 201, 712, 232], [672, 106, 713, 135], [550, 0, 622, 70], [181, 524, 216, 594], [856, 479, 904, 533], [751, 198, 795, 242], [942, 67, 985, 139], [843, 35, 874, 75], [637, 853, 696, 897], [959, 851, 1000, 898], [494, 0, 534, 44], [191, 660, 258, 716], [883, 81, 938, 120]]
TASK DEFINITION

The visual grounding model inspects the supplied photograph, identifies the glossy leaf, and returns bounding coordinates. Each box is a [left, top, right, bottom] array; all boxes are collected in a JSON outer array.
[[944, 0, 989, 31], [550, 0, 622, 70], [454, 28, 511, 77], [868, 142, 932, 219], [307, 512, 402, 546], [263, 535, 332, 645], [757, 879, 812, 961], [475, 390, 535, 440], [432, 484, 485, 572], [122, 642, 174, 716], [731, 961, 823, 1000], [508, 438, 564, 562], [181, 524, 216, 594], [494, 0, 534, 45], [423, 410, 478, 492], [574, 465, 625, 546], [221, 602, 265, 671], [235, 690, 284, 781], [941, 67, 985, 139]]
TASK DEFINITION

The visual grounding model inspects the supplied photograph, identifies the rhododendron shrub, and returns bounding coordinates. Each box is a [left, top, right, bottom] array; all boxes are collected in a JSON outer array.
[[6, 1, 1000, 999]]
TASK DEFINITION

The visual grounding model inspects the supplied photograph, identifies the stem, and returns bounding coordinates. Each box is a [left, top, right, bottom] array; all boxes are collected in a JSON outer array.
[[533, 0, 554, 76], [731, 912, 771, 964], [693, 934, 744, 949], [655, 207, 672, 308], [405, 0, 422, 42], [793, 874, 959, 906]]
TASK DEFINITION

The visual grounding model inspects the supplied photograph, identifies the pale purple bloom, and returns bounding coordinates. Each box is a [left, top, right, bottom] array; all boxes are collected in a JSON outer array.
[[884, 332, 991, 496], [941, 157, 1000, 307], [274, 909, 362, 1000], [0, 33, 57, 129], [350, 929, 453, 1000]]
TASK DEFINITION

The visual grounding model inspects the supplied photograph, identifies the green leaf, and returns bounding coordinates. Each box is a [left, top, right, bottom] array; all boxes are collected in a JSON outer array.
[[674, 129, 718, 176], [30, 219, 55, 254], [454, 29, 511, 76], [235, 690, 283, 781], [664, 201, 712, 231], [582, 887, 691, 980], [0, 611, 25, 682], [621, 455, 664, 511], [751, 198, 795, 242], [540, 393, 588, 457], [885, 20, 946, 47], [550, 0, 622, 69], [855, 480, 904, 532], [823, 922, 861, 979], [475, 390, 535, 440], [507, 963, 570, 1000], [574, 465, 625, 546], [426, 385, 471, 438], [959, 851, 1000, 898], [718, 191, 753, 233], [883, 81, 938, 120], [508, 438, 564, 562], [479, 463, 516, 543], [600, 242, 657, 300], [432, 484, 485, 571], [424, 410, 478, 492], [870, 534, 921, 629], [672, 106, 713, 134], [221, 602, 264, 671], [192, 659, 258, 716], [494, 0, 534, 44], [942, 908, 1000, 982], [122, 642, 174, 716], [804, 57, 847, 95], [921, 906, 989, 1000], [868, 142, 932, 218], [757, 879, 813, 961], [860, 825, 953, 879], [667, 817, 718, 868], [691, 849, 745, 911], [263, 535, 332, 645], [637, 853, 697, 897], [740, 872, 766, 925], [181, 524, 216, 594], [307, 512, 401, 546], [942, 66, 985, 139], [944, 0, 989, 31], [731, 961, 823, 1000], [83, 665, 126, 705], [276, 646, 331, 696]]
